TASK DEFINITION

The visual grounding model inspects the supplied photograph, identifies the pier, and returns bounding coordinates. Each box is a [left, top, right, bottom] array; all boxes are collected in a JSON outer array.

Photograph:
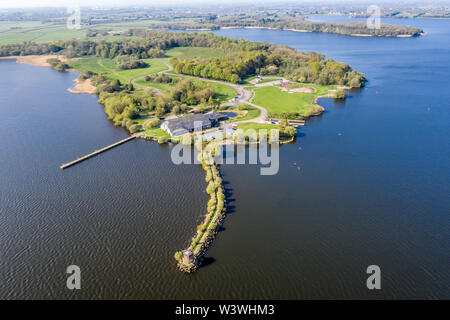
[[269, 118, 305, 127], [60, 134, 139, 170]]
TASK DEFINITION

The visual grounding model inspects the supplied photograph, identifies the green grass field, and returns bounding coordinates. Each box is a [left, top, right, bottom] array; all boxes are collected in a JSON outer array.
[[165, 46, 226, 59], [252, 84, 335, 114], [227, 105, 261, 122], [237, 122, 279, 131], [134, 78, 173, 93], [0, 20, 188, 45], [69, 57, 169, 83], [0, 22, 85, 44], [241, 75, 279, 85], [135, 76, 236, 103], [257, 78, 279, 84], [145, 128, 171, 138]]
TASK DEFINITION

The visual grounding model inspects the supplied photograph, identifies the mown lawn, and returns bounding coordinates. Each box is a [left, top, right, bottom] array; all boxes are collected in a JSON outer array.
[[145, 128, 170, 138], [252, 84, 335, 114], [134, 78, 173, 94], [237, 122, 279, 131], [241, 74, 278, 85], [0, 20, 191, 45], [228, 105, 261, 122], [165, 46, 226, 59], [69, 57, 169, 83], [206, 81, 237, 102]]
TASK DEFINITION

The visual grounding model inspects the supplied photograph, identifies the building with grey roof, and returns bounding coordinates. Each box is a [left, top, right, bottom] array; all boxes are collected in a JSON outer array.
[[161, 111, 228, 136]]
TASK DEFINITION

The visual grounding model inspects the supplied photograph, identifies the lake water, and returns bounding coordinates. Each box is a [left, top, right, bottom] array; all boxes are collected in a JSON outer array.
[[0, 17, 449, 299]]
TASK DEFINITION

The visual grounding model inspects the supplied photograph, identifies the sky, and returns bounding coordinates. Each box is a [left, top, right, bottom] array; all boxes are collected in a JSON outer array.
[[0, 0, 446, 8], [0, 0, 402, 9], [1, 0, 271, 8]]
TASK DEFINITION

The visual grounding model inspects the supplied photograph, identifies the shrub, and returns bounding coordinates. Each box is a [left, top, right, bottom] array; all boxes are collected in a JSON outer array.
[[206, 181, 216, 195], [334, 89, 346, 99], [58, 63, 69, 71], [216, 201, 224, 213], [147, 47, 165, 58], [284, 126, 297, 137], [157, 136, 169, 144], [174, 251, 183, 262], [148, 118, 161, 128], [207, 198, 216, 212], [114, 55, 148, 70], [128, 124, 139, 134], [217, 188, 224, 201], [349, 76, 364, 88], [47, 58, 61, 67]]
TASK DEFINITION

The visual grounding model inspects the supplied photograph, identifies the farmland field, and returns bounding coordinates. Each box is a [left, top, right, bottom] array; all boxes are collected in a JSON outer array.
[[68, 57, 169, 83]]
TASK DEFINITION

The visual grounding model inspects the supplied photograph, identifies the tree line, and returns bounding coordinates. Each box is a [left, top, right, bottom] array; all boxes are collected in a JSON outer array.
[[0, 30, 367, 133], [0, 29, 366, 87], [114, 55, 148, 70], [173, 45, 366, 87], [0, 29, 364, 87], [0, 30, 268, 59]]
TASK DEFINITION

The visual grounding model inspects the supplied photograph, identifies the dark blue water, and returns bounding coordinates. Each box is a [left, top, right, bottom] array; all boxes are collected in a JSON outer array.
[[0, 17, 448, 299], [211, 18, 449, 299], [0, 61, 208, 299]]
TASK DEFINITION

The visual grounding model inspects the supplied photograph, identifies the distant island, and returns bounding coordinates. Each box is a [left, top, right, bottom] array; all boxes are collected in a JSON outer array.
[[146, 17, 423, 38]]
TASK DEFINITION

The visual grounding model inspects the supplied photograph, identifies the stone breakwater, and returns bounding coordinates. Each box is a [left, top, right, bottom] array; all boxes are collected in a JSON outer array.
[[175, 147, 227, 272]]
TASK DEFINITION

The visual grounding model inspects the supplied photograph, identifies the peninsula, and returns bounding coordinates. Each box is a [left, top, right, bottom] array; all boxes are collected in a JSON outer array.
[[1, 30, 366, 271]]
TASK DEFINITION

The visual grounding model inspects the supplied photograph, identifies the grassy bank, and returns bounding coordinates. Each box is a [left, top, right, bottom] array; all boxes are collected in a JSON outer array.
[[225, 104, 261, 122]]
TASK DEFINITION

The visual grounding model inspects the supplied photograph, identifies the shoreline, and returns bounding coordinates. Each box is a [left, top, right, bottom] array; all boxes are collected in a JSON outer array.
[[67, 78, 97, 95], [0, 54, 72, 67], [0, 55, 97, 95], [198, 26, 421, 37]]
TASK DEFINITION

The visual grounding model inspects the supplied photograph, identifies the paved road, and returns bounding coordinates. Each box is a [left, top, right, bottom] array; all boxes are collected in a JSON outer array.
[[132, 58, 281, 123], [236, 102, 268, 124], [163, 71, 271, 123]]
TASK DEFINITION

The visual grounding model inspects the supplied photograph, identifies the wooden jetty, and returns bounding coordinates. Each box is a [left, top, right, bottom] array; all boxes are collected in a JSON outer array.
[[268, 118, 305, 127], [60, 134, 139, 170], [289, 119, 305, 127]]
